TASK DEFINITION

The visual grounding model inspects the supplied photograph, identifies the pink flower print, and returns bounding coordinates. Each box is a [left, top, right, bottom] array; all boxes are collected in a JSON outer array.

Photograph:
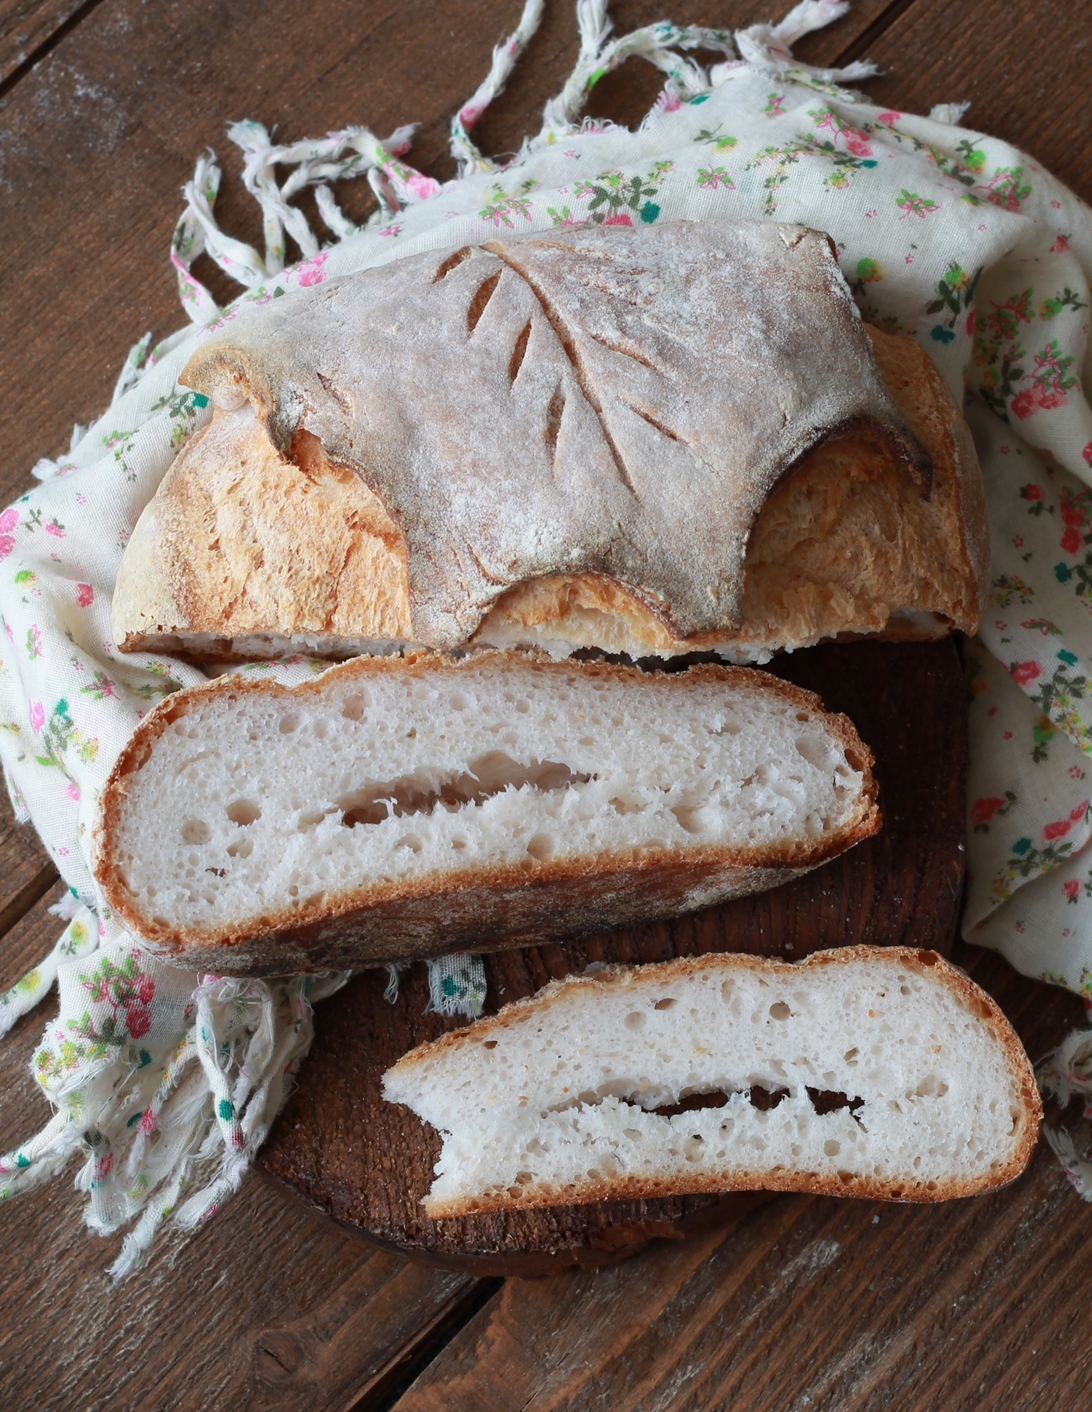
[[844, 130, 871, 158], [379, 223, 403, 238], [877, 110, 902, 124], [26, 624, 41, 659], [1011, 661, 1042, 687], [603, 213, 634, 227], [125, 1005, 151, 1039], [295, 251, 328, 288], [1045, 817, 1074, 841], [458, 102, 483, 129], [75, 583, 94, 608], [1062, 527, 1082, 554], [1064, 880, 1081, 902], [1051, 235, 1070, 253], [971, 797, 1007, 826], [28, 700, 44, 732], [1070, 765, 1084, 780], [1011, 388, 1037, 420], [404, 171, 441, 201], [0, 506, 18, 559], [65, 782, 80, 802], [44, 519, 64, 539], [966, 310, 975, 336], [1021, 483, 1042, 501], [137, 973, 155, 1005], [139, 1108, 156, 1136], [1012, 536, 1024, 549], [1083, 442, 1092, 466]]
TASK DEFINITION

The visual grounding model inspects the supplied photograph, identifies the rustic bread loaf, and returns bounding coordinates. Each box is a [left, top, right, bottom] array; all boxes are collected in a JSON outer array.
[[382, 947, 1041, 1216], [92, 652, 879, 974], [111, 220, 987, 663]]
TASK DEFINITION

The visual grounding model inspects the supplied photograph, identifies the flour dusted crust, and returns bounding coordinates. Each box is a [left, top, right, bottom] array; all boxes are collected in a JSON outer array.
[[111, 220, 983, 663], [383, 947, 1041, 1213], [92, 651, 880, 975]]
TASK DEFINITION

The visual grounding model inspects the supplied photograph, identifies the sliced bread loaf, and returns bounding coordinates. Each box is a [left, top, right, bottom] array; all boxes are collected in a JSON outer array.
[[92, 652, 879, 974], [382, 947, 1041, 1216]]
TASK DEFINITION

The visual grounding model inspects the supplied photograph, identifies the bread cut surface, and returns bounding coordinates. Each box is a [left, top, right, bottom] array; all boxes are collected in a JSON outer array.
[[381, 947, 1041, 1215], [110, 220, 985, 664], [92, 652, 878, 974]]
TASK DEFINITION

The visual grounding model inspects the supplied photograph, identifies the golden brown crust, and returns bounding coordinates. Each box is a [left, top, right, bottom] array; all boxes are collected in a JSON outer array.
[[92, 652, 880, 975], [112, 316, 987, 665], [116, 219, 944, 658], [387, 946, 1041, 1212]]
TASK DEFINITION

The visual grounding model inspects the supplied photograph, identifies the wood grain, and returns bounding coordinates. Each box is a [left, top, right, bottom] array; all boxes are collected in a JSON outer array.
[[260, 638, 968, 1274], [858, 0, 1092, 201], [0, 0, 91, 87]]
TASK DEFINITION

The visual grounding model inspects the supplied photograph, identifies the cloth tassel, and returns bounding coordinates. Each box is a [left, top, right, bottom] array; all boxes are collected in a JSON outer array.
[[450, 0, 546, 175], [1037, 1024, 1092, 1200], [734, 0, 880, 82]]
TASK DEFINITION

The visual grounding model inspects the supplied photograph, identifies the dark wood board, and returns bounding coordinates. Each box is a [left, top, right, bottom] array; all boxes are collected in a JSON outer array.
[[259, 637, 969, 1275]]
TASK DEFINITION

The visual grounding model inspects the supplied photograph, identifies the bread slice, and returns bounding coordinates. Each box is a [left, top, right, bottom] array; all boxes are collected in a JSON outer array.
[[382, 947, 1041, 1216], [92, 652, 879, 975], [111, 221, 986, 664]]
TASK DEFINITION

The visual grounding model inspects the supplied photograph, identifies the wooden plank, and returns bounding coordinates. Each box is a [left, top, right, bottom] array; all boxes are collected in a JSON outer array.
[[0, 0, 90, 88], [859, 0, 1092, 200], [0, 787, 56, 960], [0, 0, 896, 498], [387, 949, 1092, 1412]]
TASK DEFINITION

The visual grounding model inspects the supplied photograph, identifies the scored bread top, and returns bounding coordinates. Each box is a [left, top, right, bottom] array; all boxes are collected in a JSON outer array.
[[383, 946, 1042, 1213], [166, 220, 931, 651]]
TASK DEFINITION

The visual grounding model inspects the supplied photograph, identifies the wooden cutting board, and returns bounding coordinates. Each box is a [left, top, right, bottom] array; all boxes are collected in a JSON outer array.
[[259, 639, 968, 1275]]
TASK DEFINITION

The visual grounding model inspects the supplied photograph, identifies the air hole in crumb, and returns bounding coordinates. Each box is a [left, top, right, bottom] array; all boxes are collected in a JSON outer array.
[[279, 714, 300, 734], [683, 1135, 704, 1162], [808, 1086, 865, 1120], [824, 1139, 841, 1157], [769, 1002, 791, 1020], [449, 693, 469, 712], [396, 834, 422, 853], [749, 1085, 788, 1111], [226, 800, 262, 826], [181, 818, 210, 845], [226, 838, 253, 859], [526, 833, 554, 862], [624, 1012, 646, 1030], [654, 997, 677, 1011], [482, 1040, 498, 1050], [341, 694, 369, 722], [337, 754, 592, 827]]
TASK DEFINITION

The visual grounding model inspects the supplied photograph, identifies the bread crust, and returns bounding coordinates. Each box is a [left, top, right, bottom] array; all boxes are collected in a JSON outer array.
[[92, 652, 880, 974], [114, 219, 951, 659], [112, 285, 988, 665], [385, 946, 1041, 1212]]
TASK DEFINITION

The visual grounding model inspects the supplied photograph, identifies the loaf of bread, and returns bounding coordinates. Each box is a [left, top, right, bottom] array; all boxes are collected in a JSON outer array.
[[382, 947, 1041, 1216], [92, 652, 879, 974], [111, 220, 988, 664]]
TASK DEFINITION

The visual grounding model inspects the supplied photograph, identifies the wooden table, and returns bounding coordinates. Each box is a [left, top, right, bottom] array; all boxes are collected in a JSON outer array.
[[2, 2, 1091, 1407]]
